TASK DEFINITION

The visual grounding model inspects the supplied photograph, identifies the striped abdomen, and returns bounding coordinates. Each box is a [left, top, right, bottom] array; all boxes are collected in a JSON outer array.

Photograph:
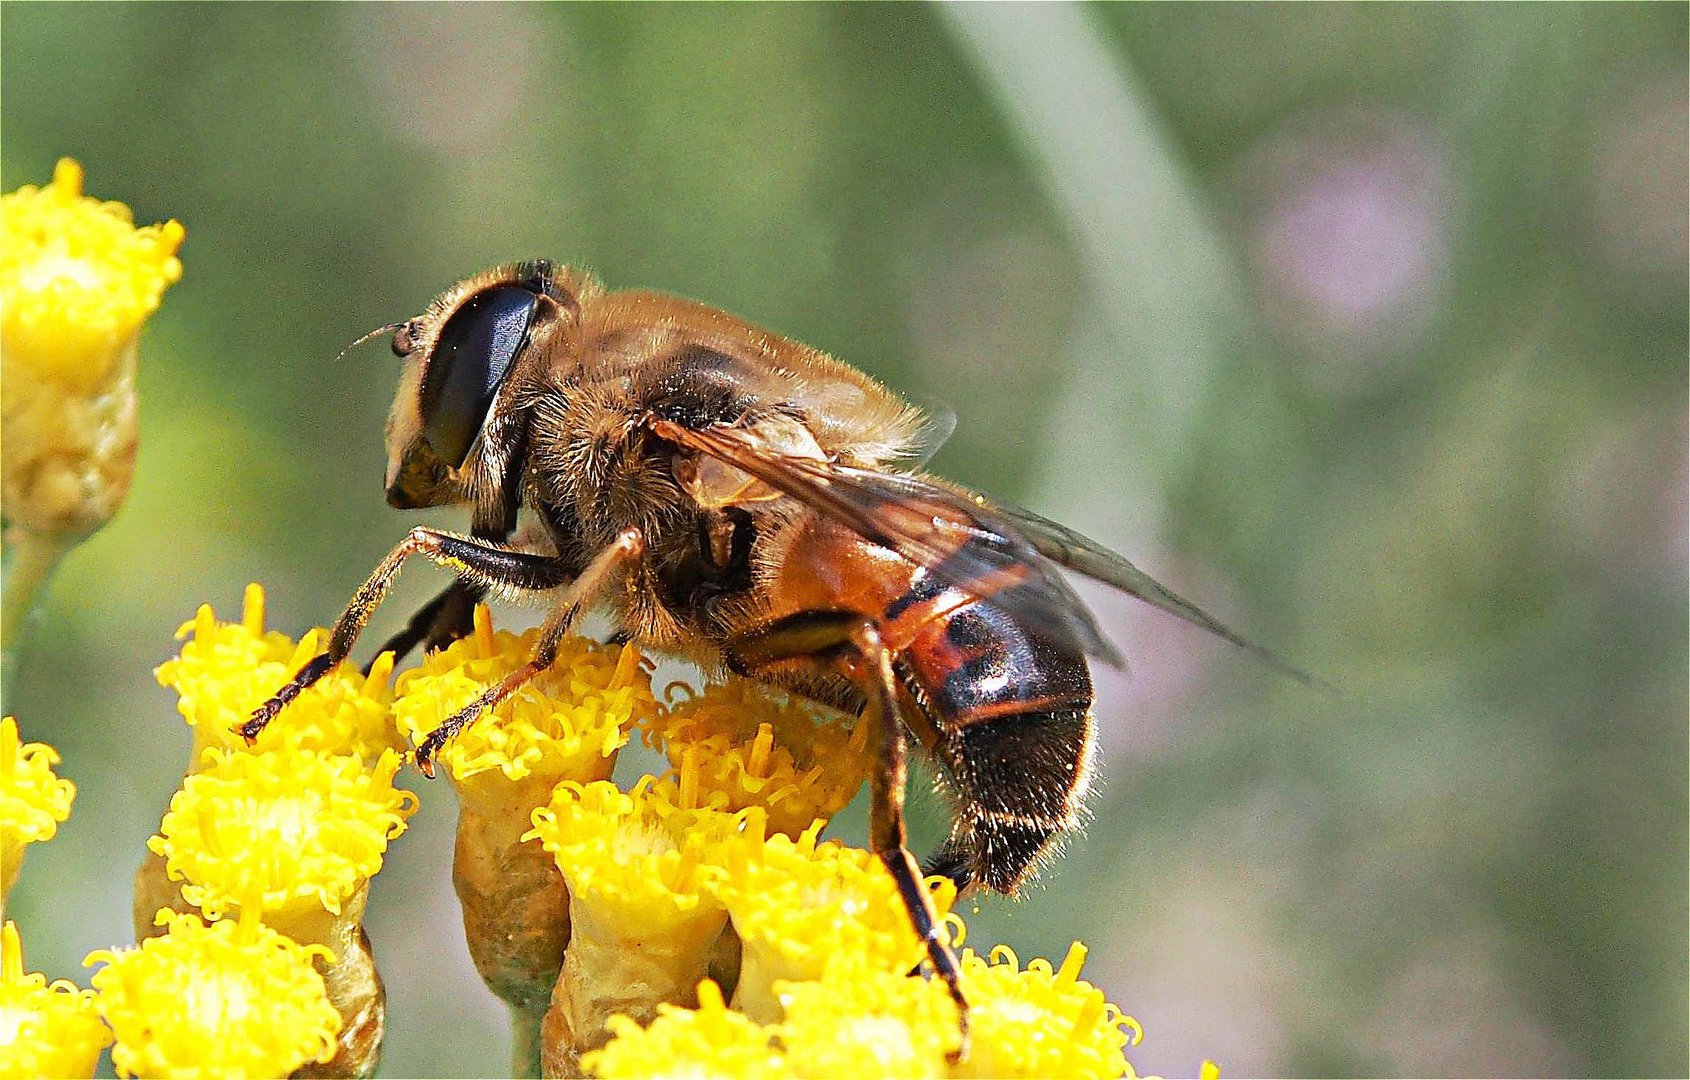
[[888, 577, 1097, 894]]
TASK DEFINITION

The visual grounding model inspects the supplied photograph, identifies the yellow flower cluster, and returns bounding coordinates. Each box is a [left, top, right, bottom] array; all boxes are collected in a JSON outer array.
[[575, 943, 1136, 1079], [466, 627, 1153, 1078], [0, 705, 352, 1079], [394, 604, 661, 1071], [580, 946, 1167, 1080], [133, 586, 417, 1075], [11, 579, 1202, 1078]]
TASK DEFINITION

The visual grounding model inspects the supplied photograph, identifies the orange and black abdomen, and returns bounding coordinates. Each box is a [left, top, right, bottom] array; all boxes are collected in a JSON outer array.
[[889, 578, 1097, 895], [758, 516, 1098, 895]]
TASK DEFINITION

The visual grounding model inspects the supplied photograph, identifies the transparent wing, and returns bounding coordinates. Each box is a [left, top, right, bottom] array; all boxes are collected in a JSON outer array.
[[652, 418, 1122, 665], [991, 503, 1326, 686], [906, 395, 957, 469], [653, 417, 1325, 683]]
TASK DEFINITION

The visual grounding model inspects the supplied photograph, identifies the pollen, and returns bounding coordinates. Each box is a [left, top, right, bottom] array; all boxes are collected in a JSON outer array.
[[0, 921, 111, 1079], [148, 746, 417, 922], [713, 823, 958, 1023], [950, 941, 1136, 1079], [394, 608, 657, 792], [581, 980, 789, 1080], [0, 716, 75, 897], [0, 157, 183, 390], [86, 909, 341, 1080], [155, 585, 403, 762], [649, 679, 872, 838]]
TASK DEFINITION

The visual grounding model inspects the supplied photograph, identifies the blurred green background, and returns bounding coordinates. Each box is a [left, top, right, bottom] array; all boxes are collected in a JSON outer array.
[[4, 3, 1684, 1076]]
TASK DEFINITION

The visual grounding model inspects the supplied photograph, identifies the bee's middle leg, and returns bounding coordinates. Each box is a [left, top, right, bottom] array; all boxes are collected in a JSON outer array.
[[725, 611, 970, 1058], [412, 528, 646, 777]]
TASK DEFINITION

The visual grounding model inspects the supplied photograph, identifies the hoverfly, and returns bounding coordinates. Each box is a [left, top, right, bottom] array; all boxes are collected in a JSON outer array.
[[245, 260, 1314, 1040]]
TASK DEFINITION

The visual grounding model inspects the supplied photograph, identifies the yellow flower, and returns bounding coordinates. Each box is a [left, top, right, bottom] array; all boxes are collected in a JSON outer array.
[[0, 921, 110, 1079], [0, 716, 75, 897], [155, 584, 403, 763], [527, 776, 751, 951], [715, 822, 958, 1023], [148, 746, 417, 925], [774, 957, 961, 1078], [582, 980, 789, 1080], [650, 679, 872, 838], [952, 942, 1134, 1080], [529, 776, 760, 1073], [1, 158, 182, 388], [1, 157, 183, 539], [86, 909, 340, 1080], [395, 606, 657, 796]]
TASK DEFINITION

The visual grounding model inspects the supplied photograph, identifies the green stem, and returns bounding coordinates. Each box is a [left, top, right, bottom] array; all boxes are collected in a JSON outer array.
[[509, 1005, 544, 1079], [1, 528, 71, 708]]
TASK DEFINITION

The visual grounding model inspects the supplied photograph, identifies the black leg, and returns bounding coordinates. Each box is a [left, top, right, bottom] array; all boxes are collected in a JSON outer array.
[[367, 579, 486, 672], [242, 528, 572, 743], [726, 611, 970, 1059]]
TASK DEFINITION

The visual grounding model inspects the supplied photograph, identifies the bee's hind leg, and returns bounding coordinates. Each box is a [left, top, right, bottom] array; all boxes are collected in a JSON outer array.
[[725, 611, 970, 1061]]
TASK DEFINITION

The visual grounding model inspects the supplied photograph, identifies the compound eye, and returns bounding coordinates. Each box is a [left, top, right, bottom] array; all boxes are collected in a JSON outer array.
[[420, 285, 539, 467]]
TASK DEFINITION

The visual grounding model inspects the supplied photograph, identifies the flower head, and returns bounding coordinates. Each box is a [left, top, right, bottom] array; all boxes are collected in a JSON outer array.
[[527, 776, 753, 945], [1, 158, 183, 538], [0, 921, 111, 1079], [1, 158, 182, 388], [155, 584, 403, 762], [148, 746, 417, 924], [0, 716, 75, 896], [86, 909, 340, 1080], [582, 980, 789, 1080], [952, 942, 1134, 1080], [395, 607, 656, 800], [531, 777, 762, 1075], [650, 679, 872, 837], [714, 822, 957, 1022], [774, 957, 961, 1078]]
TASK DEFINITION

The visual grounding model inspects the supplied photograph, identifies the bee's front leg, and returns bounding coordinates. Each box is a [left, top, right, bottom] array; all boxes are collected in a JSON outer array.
[[241, 528, 572, 742]]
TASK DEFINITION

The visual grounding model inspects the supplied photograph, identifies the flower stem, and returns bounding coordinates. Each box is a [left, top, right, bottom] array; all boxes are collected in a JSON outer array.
[[1, 528, 71, 706], [510, 1005, 543, 1079]]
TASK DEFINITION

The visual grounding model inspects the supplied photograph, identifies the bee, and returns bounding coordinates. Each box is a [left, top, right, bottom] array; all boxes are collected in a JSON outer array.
[[245, 259, 1313, 1041]]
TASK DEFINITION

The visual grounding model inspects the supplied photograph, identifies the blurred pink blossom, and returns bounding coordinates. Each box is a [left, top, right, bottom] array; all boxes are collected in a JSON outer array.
[[1239, 108, 1455, 389]]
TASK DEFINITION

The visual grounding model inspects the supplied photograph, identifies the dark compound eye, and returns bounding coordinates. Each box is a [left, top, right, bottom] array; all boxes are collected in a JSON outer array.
[[420, 285, 539, 467]]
